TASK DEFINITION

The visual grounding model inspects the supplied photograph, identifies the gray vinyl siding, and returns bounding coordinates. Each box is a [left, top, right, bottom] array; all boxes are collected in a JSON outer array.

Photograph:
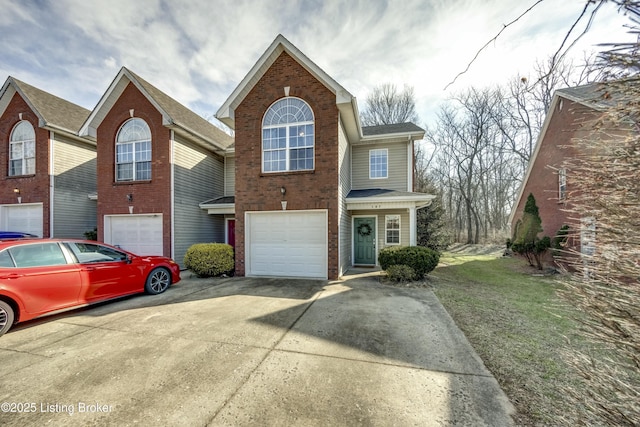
[[224, 155, 235, 196], [351, 209, 410, 259], [173, 135, 225, 267], [52, 134, 97, 238], [338, 119, 352, 274], [351, 142, 408, 191]]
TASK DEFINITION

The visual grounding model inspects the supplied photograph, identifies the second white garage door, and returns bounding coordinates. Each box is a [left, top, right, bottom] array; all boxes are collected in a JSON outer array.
[[104, 214, 163, 256], [246, 210, 327, 279]]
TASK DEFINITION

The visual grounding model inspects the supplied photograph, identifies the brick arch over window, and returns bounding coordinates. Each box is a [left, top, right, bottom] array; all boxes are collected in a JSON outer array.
[[261, 97, 314, 172], [9, 120, 36, 176], [115, 118, 152, 181]]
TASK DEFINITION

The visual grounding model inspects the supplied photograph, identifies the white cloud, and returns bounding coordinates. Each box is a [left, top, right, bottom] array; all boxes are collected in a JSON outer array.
[[0, 0, 635, 125]]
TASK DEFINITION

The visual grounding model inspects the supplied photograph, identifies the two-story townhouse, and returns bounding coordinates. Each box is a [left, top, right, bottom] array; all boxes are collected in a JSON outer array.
[[213, 34, 434, 280], [510, 80, 627, 260], [0, 77, 96, 238], [79, 67, 233, 266]]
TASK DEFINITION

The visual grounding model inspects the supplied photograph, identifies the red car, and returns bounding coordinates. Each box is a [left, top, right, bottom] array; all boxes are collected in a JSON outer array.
[[0, 239, 180, 337]]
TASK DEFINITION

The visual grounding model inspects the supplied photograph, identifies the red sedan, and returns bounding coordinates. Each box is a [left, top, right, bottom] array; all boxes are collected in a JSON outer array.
[[0, 239, 180, 337]]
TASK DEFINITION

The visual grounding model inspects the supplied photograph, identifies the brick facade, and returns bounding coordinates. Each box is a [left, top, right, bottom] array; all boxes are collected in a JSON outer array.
[[234, 52, 340, 279], [0, 92, 51, 236], [96, 82, 172, 257], [511, 98, 598, 254]]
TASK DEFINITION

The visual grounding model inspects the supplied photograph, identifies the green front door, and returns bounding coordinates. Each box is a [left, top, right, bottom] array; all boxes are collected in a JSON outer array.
[[354, 217, 376, 265]]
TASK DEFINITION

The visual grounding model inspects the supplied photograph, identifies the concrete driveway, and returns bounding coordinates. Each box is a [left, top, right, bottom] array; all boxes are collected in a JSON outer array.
[[0, 272, 514, 426]]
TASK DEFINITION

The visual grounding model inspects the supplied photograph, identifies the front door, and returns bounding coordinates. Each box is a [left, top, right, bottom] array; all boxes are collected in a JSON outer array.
[[354, 217, 376, 265]]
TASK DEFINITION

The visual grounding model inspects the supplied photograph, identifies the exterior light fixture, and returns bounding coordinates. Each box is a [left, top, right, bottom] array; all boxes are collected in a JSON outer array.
[[280, 186, 286, 196], [127, 193, 133, 202], [14, 188, 21, 204]]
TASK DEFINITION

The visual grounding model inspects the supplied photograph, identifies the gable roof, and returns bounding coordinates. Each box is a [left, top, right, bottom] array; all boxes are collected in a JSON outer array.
[[556, 79, 639, 112], [508, 79, 634, 225], [216, 34, 363, 142], [80, 67, 232, 151], [0, 76, 91, 135]]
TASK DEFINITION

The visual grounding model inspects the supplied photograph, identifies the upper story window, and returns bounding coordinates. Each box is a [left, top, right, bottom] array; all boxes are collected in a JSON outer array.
[[262, 97, 314, 173], [558, 168, 567, 200], [370, 148, 388, 179], [9, 121, 35, 176], [116, 118, 151, 181]]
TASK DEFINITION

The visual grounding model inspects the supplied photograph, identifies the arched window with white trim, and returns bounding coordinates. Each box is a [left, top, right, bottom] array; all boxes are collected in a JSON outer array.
[[116, 118, 151, 181], [9, 121, 35, 176], [262, 97, 314, 172]]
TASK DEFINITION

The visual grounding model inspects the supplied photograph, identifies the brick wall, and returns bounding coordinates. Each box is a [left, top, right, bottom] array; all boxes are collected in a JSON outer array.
[[512, 98, 599, 254], [0, 92, 51, 235], [234, 51, 340, 279], [96, 82, 172, 256]]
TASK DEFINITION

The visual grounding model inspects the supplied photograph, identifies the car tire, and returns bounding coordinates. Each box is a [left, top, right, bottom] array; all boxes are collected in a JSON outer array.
[[0, 300, 15, 338], [145, 268, 171, 295]]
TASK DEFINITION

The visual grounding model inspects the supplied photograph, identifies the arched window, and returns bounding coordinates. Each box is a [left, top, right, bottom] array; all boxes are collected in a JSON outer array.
[[9, 121, 35, 176], [116, 118, 151, 181], [262, 97, 314, 172]]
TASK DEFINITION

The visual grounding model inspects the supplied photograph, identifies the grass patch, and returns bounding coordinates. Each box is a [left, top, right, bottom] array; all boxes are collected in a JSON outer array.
[[430, 248, 588, 426]]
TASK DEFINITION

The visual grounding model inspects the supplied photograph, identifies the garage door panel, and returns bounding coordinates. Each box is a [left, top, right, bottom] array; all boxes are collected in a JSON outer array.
[[247, 211, 327, 279], [0, 204, 43, 237], [105, 215, 163, 256]]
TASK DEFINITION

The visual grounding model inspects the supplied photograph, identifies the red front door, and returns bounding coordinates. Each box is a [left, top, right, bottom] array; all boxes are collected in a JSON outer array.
[[227, 220, 235, 249]]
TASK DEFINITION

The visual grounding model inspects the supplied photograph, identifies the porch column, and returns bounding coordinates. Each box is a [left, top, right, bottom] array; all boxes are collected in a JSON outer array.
[[409, 206, 417, 246]]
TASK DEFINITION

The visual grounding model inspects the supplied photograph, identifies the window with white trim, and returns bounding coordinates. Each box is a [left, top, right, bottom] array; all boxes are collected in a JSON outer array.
[[9, 121, 35, 176], [116, 118, 151, 181], [370, 148, 388, 179], [262, 97, 314, 172], [558, 168, 567, 200], [385, 214, 400, 245]]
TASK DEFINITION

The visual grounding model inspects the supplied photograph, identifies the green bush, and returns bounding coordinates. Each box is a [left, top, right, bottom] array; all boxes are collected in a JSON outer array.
[[386, 264, 416, 282], [379, 246, 440, 280], [184, 243, 234, 277]]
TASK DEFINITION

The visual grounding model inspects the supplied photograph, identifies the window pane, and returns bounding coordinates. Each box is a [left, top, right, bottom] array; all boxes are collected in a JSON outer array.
[[0, 250, 14, 267], [10, 142, 22, 160], [136, 162, 151, 180], [25, 158, 35, 174], [116, 143, 133, 163], [10, 160, 22, 176], [24, 140, 35, 158], [370, 149, 388, 178], [117, 163, 133, 181], [135, 141, 151, 162], [10, 243, 67, 267]]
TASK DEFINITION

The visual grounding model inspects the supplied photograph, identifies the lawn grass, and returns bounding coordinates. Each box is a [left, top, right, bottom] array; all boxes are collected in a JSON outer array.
[[429, 247, 588, 426]]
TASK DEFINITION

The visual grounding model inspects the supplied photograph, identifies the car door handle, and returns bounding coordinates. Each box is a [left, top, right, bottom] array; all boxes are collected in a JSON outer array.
[[82, 267, 96, 272], [0, 273, 23, 279]]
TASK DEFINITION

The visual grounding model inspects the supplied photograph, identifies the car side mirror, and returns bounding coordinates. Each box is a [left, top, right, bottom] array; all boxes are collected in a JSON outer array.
[[126, 255, 133, 264]]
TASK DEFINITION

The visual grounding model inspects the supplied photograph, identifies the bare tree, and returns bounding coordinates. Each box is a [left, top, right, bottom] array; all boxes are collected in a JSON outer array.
[[361, 83, 419, 126]]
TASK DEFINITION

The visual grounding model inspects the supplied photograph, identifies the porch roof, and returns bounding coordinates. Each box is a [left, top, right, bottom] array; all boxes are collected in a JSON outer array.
[[346, 188, 435, 210], [199, 196, 235, 214]]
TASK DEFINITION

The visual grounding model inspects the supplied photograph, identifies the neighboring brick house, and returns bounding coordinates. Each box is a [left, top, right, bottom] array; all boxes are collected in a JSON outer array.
[[79, 67, 233, 266], [510, 81, 625, 257], [0, 77, 96, 238], [214, 35, 434, 280]]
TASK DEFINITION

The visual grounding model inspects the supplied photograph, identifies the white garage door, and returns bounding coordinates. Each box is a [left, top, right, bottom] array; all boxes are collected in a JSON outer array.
[[104, 214, 163, 256], [0, 203, 43, 237], [246, 210, 327, 279]]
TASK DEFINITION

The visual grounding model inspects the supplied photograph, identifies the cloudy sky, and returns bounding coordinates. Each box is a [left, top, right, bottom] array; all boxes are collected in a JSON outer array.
[[0, 0, 634, 128]]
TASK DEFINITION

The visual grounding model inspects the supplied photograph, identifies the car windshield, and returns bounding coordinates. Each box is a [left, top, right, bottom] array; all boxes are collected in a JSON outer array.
[[66, 242, 128, 263]]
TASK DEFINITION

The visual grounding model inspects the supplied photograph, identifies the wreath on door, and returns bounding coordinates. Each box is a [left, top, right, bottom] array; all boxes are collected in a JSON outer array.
[[357, 223, 372, 237]]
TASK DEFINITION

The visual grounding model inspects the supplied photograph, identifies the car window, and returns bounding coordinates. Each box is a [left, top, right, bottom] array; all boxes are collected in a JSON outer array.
[[66, 243, 128, 263], [0, 250, 15, 267], [9, 243, 68, 267]]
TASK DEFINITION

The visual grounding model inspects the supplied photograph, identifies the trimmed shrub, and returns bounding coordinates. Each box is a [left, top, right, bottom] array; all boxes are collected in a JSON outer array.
[[184, 243, 234, 277], [386, 264, 416, 282], [379, 246, 440, 280]]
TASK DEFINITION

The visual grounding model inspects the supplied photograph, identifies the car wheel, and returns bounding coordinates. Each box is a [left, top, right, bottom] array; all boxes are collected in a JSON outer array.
[[145, 268, 171, 295], [0, 300, 15, 338]]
